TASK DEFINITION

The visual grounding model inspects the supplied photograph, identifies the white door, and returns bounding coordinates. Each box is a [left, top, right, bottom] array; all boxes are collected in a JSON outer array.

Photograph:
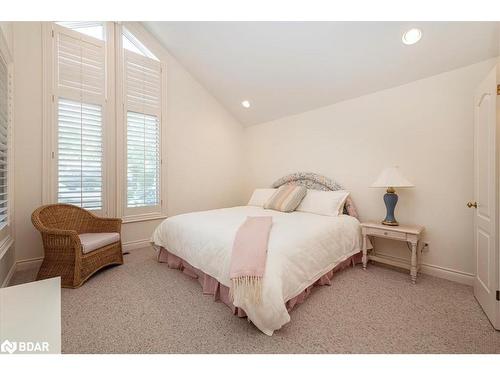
[[473, 65, 499, 329]]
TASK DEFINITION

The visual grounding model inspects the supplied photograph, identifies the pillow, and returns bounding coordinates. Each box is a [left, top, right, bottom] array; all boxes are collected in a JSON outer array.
[[264, 185, 307, 212], [247, 188, 277, 207], [296, 189, 350, 217]]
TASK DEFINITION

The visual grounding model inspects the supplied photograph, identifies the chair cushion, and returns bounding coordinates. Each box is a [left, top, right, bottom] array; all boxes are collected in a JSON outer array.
[[79, 233, 120, 254]]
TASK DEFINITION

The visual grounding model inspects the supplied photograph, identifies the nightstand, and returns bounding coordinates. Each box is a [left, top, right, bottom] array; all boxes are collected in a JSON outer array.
[[361, 222, 425, 283]]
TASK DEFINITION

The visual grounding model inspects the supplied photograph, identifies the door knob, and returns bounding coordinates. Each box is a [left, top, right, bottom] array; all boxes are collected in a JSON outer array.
[[467, 201, 478, 208]]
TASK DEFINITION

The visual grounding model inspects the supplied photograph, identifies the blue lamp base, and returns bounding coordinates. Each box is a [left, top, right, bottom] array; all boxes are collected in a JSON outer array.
[[382, 187, 399, 226]]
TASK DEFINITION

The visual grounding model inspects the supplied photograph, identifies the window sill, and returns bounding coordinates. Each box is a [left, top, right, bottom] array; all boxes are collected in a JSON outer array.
[[121, 213, 167, 224]]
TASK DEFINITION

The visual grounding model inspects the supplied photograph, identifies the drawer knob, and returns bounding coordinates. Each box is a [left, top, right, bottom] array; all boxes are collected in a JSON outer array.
[[384, 232, 388, 235]]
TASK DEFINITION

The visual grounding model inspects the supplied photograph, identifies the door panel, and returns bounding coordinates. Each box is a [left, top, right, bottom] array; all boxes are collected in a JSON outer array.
[[476, 229, 490, 291], [477, 95, 490, 218], [473, 66, 498, 329]]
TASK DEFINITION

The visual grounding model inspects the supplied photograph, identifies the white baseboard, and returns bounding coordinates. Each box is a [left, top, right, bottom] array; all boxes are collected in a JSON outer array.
[[1, 255, 43, 287], [419, 263, 474, 286], [9, 240, 151, 271], [15, 256, 44, 272], [1, 261, 16, 287], [1, 240, 151, 286], [372, 251, 474, 286], [122, 239, 152, 252], [5, 244, 475, 286]]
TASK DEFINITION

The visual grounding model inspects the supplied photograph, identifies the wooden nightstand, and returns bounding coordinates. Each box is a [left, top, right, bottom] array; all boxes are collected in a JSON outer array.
[[361, 222, 425, 283]]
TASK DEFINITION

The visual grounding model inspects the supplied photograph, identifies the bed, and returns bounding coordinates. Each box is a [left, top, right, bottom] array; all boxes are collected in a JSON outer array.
[[151, 172, 362, 335]]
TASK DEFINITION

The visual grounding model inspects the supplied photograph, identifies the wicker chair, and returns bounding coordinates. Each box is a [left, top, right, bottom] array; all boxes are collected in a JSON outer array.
[[31, 204, 123, 288]]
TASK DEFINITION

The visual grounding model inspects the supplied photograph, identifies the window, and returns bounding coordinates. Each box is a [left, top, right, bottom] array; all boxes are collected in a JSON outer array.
[[0, 52, 9, 230], [55, 22, 104, 41], [121, 27, 164, 218], [122, 27, 159, 61], [44, 23, 166, 221], [51, 24, 107, 211]]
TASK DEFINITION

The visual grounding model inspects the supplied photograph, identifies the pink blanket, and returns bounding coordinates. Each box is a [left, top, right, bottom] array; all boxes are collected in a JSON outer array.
[[229, 216, 273, 305]]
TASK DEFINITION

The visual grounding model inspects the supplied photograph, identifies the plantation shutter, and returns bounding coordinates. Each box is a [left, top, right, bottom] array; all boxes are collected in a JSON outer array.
[[0, 54, 9, 228], [57, 99, 103, 209], [124, 50, 162, 208], [53, 25, 106, 210]]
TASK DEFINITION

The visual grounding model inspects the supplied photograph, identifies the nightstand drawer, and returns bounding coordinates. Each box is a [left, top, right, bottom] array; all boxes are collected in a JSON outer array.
[[365, 227, 407, 240]]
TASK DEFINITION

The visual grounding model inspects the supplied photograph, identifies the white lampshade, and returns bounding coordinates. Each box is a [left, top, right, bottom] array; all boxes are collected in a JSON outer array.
[[371, 166, 415, 188]]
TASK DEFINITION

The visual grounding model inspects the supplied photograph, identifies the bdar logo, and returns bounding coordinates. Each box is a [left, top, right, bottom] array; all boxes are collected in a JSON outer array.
[[1, 340, 17, 354]]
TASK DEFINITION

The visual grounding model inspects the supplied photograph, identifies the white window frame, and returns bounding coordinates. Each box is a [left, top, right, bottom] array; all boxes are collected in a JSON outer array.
[[115, 22, 167, 223], [0, 26, 14, 255], [42, 21, 166, 222], [42, 22, 115, 216]]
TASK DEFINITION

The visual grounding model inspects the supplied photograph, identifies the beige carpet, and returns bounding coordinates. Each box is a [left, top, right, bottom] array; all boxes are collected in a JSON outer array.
[[12, 247, 500, 353]]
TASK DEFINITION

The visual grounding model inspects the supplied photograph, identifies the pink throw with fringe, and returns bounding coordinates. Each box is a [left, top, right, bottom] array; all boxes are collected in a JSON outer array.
[[229, 216, 273, 305]]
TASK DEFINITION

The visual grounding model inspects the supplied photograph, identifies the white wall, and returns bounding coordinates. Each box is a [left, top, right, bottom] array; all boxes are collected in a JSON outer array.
[[244, 58, 497, 284], [12, 22, 245, 266], [12, 22, 43, 264]]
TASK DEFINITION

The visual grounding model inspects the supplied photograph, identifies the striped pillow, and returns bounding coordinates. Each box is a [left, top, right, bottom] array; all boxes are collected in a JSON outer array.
[[264, 185, 307, 212]]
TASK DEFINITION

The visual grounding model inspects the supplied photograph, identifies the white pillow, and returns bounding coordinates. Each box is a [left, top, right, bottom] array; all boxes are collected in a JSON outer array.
[[247, 188, 277, 207], [296, 189, 350, 216]]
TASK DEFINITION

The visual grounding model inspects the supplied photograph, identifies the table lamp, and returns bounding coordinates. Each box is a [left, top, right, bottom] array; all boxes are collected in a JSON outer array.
[[371, 166, 414, 226]]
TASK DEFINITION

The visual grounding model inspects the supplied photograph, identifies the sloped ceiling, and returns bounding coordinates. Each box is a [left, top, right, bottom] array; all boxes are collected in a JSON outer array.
[[144, 22, 500, 126]]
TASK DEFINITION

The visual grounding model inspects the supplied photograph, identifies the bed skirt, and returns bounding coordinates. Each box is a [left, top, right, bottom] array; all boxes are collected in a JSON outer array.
[[157, 247, 362, 320]]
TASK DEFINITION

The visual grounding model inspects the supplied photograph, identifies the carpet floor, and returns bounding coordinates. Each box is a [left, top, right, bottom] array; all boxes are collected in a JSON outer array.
[[12, 247, 500, 353]]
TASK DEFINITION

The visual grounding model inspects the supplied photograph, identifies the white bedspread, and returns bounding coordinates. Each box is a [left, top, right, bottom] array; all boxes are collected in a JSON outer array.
[[151, 206, 361, 335]]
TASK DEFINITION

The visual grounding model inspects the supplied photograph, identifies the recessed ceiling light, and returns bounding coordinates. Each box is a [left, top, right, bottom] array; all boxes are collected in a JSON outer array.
[[402, 28, 422, 45], [241, 100, 251, 108]]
